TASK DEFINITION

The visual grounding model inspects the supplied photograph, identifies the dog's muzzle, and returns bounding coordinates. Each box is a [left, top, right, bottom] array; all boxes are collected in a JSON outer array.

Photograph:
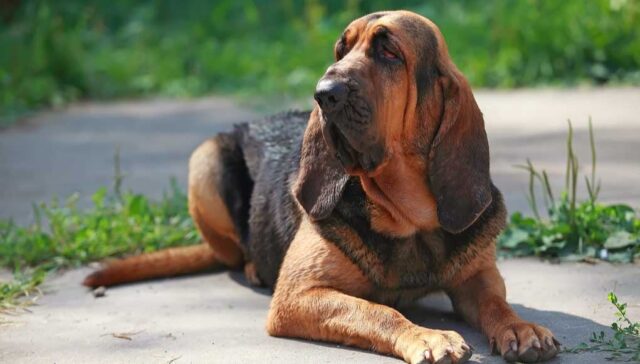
[[315, 79, 385, 176]]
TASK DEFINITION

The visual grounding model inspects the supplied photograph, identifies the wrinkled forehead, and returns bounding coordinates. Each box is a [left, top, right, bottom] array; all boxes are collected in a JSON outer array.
[[344, 11, 441, 60]]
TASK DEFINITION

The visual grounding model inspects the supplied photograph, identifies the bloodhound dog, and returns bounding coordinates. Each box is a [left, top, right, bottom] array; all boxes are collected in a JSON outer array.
[[84, 10, 559, 364]]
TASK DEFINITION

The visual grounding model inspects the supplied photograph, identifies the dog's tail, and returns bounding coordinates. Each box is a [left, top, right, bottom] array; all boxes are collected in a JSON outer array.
[[82, 244, 218, 287]]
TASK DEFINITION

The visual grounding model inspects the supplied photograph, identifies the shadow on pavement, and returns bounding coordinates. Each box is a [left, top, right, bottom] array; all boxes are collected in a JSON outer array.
[[228, 270, 272, 296], [402, 294, 611, 363]]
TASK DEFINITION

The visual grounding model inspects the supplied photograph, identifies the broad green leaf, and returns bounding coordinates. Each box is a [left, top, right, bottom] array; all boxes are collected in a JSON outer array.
[[499, 228, 530, 248], [604, 231, 638, 250]]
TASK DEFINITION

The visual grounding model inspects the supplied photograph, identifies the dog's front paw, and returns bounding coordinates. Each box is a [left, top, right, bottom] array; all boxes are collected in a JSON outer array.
[[395, 326, 472, 364], [491, 321, 559, 363]]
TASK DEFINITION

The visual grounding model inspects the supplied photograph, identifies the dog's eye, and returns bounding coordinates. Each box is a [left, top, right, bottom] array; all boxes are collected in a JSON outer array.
[[375, 42, 402, 63], [381, 47, 398, 61]]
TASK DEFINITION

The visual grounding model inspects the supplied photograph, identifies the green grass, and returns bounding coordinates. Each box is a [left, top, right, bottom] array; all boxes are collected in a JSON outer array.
[[0, 182, 199, 270], [566, 292, 640, 361], [2, 0, 640, 124], [0, 268, 46, 314], [498, 119, 640, 263], [0, 178, 199, 310]]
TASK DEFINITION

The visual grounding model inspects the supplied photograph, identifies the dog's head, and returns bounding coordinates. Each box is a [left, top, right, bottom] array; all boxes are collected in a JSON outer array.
[[295, 11, 492, 234]]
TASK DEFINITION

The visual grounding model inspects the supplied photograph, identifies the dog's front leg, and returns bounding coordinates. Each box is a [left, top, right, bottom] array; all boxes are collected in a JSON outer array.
[[266, 220, 472, 364], [447, 259, 559, 363]]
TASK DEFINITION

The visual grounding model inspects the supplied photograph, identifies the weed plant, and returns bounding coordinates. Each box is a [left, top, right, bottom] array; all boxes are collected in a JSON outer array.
[[498, 119, 640, 262]]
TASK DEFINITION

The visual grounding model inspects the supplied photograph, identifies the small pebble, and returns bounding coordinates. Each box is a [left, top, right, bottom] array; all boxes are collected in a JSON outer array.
[[93, 286, 106, 298]]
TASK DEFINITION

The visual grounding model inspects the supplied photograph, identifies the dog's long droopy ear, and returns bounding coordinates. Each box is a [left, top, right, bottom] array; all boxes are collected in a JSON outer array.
[[429, 67, 492, 234], [293, 108, 349, 221]]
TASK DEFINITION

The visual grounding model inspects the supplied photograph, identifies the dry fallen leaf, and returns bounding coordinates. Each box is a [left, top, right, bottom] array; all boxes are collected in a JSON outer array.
[[102, 330, 143, 341]]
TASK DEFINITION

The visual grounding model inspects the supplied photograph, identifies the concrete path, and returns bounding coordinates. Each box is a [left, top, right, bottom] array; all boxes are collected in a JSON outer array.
[[1, 88, 640, 363], [0, 260, 638, 364]]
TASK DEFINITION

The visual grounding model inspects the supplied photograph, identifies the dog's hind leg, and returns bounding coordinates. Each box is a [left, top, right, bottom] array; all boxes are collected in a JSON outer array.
[[83, 133, 254, 287], [188, 134, 252, 270]]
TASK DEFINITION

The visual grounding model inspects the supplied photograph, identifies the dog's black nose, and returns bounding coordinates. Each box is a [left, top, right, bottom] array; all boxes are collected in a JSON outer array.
[[314, 79, 348, 112]]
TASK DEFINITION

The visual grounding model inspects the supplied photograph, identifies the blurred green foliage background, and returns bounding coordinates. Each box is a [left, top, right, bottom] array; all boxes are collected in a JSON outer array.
[[1, 0, 639, 122]]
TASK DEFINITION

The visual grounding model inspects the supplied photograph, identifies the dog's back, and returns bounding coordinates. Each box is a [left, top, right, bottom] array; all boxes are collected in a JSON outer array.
[[232, 110, 310, 287]]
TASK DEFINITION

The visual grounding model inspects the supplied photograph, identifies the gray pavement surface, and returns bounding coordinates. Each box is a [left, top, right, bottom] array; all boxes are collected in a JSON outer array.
[[1, 260, 639, 364], [1, 88, 640, 363]]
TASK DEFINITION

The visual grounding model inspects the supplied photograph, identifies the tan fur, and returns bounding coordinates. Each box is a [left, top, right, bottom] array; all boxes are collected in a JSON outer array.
[[82, 244, 218, 287], [243, 262, 262, 286], [447, 261, 559, 361], [267, 218, 472, 363], [188, 138, 244, 268], [364, 154, 439, 237]]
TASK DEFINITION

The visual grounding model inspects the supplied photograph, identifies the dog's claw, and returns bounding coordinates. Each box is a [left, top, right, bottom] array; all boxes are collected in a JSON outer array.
[[494, 321, 559, 362]]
